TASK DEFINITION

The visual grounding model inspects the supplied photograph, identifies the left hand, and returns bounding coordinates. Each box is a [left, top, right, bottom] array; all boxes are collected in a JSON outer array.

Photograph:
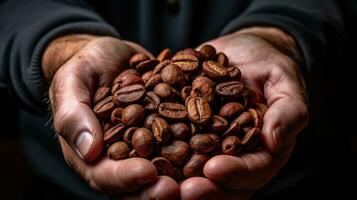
[[180, 27, 309, 200]]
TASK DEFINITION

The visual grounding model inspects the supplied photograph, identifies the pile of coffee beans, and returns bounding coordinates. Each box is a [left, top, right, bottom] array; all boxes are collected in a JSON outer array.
[[92, 45, 267, 180]]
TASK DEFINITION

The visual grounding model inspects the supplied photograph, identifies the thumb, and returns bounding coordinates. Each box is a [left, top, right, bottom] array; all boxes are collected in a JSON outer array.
[[50, 63, 103, 162]]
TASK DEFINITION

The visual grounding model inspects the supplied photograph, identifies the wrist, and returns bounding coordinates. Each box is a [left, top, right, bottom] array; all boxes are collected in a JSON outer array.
[[42, 34, 100, 80], [233, 26, 304, 67]]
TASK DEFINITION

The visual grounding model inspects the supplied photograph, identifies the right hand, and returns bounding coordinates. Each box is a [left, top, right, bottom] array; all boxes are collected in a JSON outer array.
[[43, 35, 179, 199]]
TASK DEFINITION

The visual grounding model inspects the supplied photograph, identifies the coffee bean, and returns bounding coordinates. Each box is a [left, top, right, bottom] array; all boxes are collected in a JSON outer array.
[[152, 60, 171, 75], [123, 127, 138, 147], [254, 103, 268, 116], [183, 154, 210, 178], [171, 55, 199, 73], [151, 157, 175, 177], [154, 83, 175, 100], [93, 86, 111, 105], [152, 117, 171, 144], [161, 64, 186, 87], [219, 102, 244, 119], [113, 84, 146, 105], [175, 48, 206, 62], [144, 113, 160, 129], [202, 61, 229, 81], [189, 133, 220, 153], [216, 81, 244, 98], [128, 149, 139, 158], [136, 59, 159, 73], [187, 97, 211, 125], [227, 66, 241, 81], [242, 127, 261, 151], [145, 74, 162, 90], [207, 115, 228, 133], [161, 140, 191, 166], [180, 86, 192, 102], [216, 52, 229, 66], [222, 136, 242, 155], [107, 141, 130, 160], [121, 104, 145, 126], [141, 70, 153, 83], [143, 91, 161, 112], [158, 102, 187, 121], [103, 123, 126, 144], [248, 108, 263, 128], [232, 111, 253, 127], [112, 74, 144, 93], [199, 44, 216, 60], [157, 48, 172, 62], [170, 123, 191, 140], [130, 53, 150, 68], [111, 107, 123, 124], [190, 76, 215, 104], [132, 128, 155, 158], [222, 121, 240, 138], [93, 96, 114, 118]]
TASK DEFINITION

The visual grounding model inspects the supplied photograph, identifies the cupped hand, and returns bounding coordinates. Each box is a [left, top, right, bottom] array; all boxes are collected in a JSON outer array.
[[180, 27, 309, 200], [44, 35, 179, 199]]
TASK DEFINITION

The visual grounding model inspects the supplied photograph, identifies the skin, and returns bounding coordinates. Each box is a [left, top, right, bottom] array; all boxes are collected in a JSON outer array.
[[42, 27, 308, 200]]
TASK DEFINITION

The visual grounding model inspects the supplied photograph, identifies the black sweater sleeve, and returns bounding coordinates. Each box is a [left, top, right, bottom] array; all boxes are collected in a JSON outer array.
[[221, 0, 346, 89], [0, 0, 119, 115]]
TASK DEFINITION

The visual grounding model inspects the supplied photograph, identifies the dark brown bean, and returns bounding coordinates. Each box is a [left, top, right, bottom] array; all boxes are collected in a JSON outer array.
[[154, 83, 175, 100], [132, 128, 155, 158], [232, 112, 253, 127], [207, 115, 228, 133], [180, 86, 192, 102], [161, 64, 186, 87], [190, 76, 215, 104], [216, 52, 229, 66], [171, 54, 199, 73], [130, 53, 150, 67], [202, 61, 229, 81], [248, 108, 263, 128], [123, 127, 138, 147], [222, 136, 242, 155], [175, 48, 206, 62], [121, 104, 145, 126], [141, 70, 153, 83], [112, 74, 144, 92], [242, 127, 261, 151], [157, 48, 172, 62], [158, 103, 187, 121], [189, 133, 220, 153], [102, 121, 113, 132], [103, 123, 126, 144], [152, 60, 171, 75], [111, 107, 123, 124], [113, 84, 146, 105], [113, 69, 140, 84], [151, 157, 175, 178], [93, 86, 110, 105], [216, 81, 244, 98], [128, 149, 139, 158], [107, 141, 130, 160], [152, 117, 171, 144], [143, 91, 161, 112], [144, 113, 160, 129], [136, 59, 159, 73], [183, 154, 210, 178], [219, 102, 244, 119], [222, 121, 240, 138], [254, 103, 268, 116], [93, 96, 114, 118], [227, 66, 241, 81], [170, 123, 191, 140], [199, 44, 216, 60], [187, 97, 211, 125], [161, 140, 191, 166], [145, 74, 162, 90]]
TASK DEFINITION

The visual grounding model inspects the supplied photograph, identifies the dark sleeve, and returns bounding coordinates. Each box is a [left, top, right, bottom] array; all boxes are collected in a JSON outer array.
[[221, 0, 347, 88], [0, 0, 119, 115]]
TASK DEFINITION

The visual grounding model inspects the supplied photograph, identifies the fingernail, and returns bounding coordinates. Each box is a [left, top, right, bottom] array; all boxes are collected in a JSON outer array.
[[75, 131, 94, 158], [272, 127, 283, 153]]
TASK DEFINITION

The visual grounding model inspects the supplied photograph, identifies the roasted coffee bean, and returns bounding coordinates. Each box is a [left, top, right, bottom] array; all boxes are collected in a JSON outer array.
[[130, 53, 150, 67], [222, 136, 242, 155], [207, 115, 228, 133], [114, 69, 140, 83], [219, 102, 244, 119], [93, 96, 114, 118], [187, 97, 211, 125], [136, 59, 159, 73], [132, 128, 155, 158], [121, 104, 145, 126], [216, 81, 244, 98], [248, 108, 263, 128], [222, 121, 240, 137], [254, 103, 268, 116], [199, 44, 216, 60], [93, 86, 110, 105], [144, 113, 160, 129], [190, 76, 215, 104], [180, 86, 192, 102], [154, 83, 175, 100], [189, 133, 220, 153], [202, 61, 228, 81], [190, 122, 199, 135], [141, 70, 153, 83], [170, 123, 191, 140], [103, 123, 126, 144], [152, 117, 171, 144], [128, 149, 139, 158], [113, 84, 146, 105], [107, 141, 130, 160], [227, 66, 241, 81], [157, 48, 172, 62], [145, 74, 162, 89], [232, 112, 253, 127], [161, 140, 191, 166], [123, 127, 138, 147], [111, 107, 123, 124], [183, 154, 210, 178], [158, 102, 187, 121], [216, 52, 229, 66], [112, 74, 144, 93], [161, 64, 186, 87], [152, 60, 171, 75], [171, 54, 199, 73], [242, 127, 261, 151], [151, 157, 175, 178], [102, 121, 113, 132], [143, 91, 161, 112], [175, 48, 206, 62]]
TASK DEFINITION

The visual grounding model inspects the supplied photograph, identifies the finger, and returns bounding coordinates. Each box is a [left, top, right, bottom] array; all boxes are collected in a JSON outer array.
[[204, 139, 295, 189], [180, 177, 253, 200], [59, 137, 158, 193], [49, 63, 103, 161], [113, 176, 179, 200]]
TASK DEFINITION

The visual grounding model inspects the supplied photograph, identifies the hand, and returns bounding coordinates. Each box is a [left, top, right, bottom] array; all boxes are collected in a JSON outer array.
[[180, 27, 309, 200], [43, 35, 179, 199]]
